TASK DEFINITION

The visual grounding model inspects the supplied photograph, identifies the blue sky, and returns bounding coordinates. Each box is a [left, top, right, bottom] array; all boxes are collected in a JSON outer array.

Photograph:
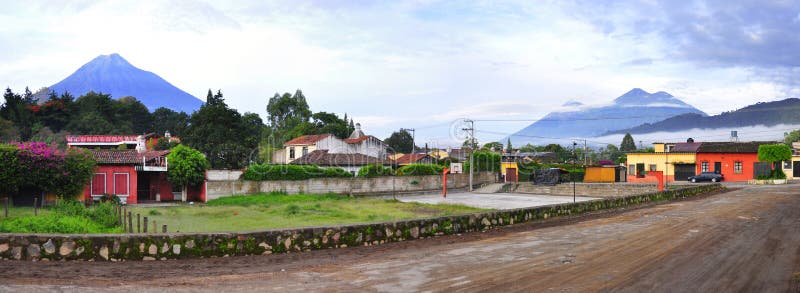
[[1, 0, 798, 147]]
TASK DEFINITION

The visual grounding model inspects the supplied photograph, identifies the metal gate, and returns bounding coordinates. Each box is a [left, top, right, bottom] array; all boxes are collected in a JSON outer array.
[[673, 164, 696, 181], [753, 162, 772, 178], [794, 161, 800, 178]]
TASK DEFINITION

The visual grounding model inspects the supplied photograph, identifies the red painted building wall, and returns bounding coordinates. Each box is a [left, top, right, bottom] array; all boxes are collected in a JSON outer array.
[[695, 153, 759, 182], [83, 166, 206, 204], [83, 166, 138, 204]]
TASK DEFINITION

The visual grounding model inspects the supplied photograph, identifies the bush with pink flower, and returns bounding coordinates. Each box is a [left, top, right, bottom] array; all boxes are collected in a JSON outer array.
[[0, 142, 96, 199]]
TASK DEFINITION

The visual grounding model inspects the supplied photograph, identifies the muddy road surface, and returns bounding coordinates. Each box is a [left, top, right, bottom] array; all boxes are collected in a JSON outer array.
[[1, 185, 799, 292]]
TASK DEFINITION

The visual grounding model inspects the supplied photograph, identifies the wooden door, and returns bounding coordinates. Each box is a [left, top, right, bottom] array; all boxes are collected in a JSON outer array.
[[506, 168, 517, 182]]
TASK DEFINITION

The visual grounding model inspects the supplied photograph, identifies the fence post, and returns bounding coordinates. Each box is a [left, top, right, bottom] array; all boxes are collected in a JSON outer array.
[[162, 225, 167, 233], [128, 211, 133, 233], [4, 198, 8, 218], [137, 214, 141, 233], [117, 205, 122, 226], [143, 216, 148, 233], [34, 197, 38, 216]]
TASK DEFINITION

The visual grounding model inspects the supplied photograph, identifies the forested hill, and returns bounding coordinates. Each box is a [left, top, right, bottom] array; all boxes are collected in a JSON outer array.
[[605, 98, 800, 135]]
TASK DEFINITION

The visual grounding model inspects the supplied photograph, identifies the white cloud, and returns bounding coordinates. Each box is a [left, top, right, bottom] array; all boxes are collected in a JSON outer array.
[[0, 1, 796, 146]]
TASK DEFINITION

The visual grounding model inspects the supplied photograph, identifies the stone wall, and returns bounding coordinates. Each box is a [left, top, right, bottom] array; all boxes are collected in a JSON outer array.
[[206, 170, 244, 181], [514, 182, 659, 198], [0, 184, 723, 261], [205, 172, 497, 201]]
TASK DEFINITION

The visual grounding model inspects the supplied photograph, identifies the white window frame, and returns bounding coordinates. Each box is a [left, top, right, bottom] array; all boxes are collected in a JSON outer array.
[[90, 173, 107, 197], [649, 164, 657, 172], [113, 172, 130, 196], [734, 161, 743, 174], [701, 162, 709, 172]]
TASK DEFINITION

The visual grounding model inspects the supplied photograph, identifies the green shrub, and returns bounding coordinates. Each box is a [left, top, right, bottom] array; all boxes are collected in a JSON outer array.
[[0, 200, 121, 233], [357, 164, 393, 177], [396, 164, 444, 176], [323, 167, 353, 178], [243, 164, 352, 180], [148, 209, 162, 216], [285, 204, 301, 215], [100, 193, 122, 205], [0, 214, 120, 234]]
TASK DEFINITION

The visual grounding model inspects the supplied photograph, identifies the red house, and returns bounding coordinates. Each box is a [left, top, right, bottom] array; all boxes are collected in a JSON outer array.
[[695, 141, 770, 182], [68, 134, 205, 204]]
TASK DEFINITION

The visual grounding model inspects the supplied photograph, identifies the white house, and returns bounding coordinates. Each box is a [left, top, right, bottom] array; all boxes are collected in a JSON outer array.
[[273, 123, 388, 166]]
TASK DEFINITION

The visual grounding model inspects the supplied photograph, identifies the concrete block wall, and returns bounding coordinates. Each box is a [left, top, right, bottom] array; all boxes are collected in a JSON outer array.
[[0, 184, 723, 261], [206, 172, 496, 201], [514, 182, 659, 198]]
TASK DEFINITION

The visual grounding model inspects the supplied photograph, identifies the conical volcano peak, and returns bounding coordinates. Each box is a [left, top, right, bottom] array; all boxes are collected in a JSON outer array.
[[48, 53, 203, 113], [87, 53, 133, 68]]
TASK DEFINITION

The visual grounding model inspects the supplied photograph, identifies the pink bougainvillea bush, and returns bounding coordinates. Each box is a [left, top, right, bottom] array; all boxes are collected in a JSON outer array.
[[0, 142, 96, 199]]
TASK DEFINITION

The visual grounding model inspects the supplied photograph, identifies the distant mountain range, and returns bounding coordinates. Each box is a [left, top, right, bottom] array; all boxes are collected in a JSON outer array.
[[508, 88, 707, 143], [46, 53, 203, 113], [605, 98, 800, 135]]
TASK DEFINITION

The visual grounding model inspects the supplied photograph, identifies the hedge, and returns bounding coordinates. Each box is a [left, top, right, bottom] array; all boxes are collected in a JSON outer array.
[[243, 164, 353, 180], [357, 164, 394, 177], [396, 164, 445, 176]]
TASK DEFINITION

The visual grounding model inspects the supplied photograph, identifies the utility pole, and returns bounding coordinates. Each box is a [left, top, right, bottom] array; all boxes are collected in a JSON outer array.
[[401, 128, 416, 154], [583, 139, 588, 166], [463, 119, 475, 192], [572, 141, 577, 203]]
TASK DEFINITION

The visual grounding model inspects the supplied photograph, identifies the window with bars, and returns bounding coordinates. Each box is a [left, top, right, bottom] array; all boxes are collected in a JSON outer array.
[[734, 162, 743, 174], [701, 161, 709, 172]]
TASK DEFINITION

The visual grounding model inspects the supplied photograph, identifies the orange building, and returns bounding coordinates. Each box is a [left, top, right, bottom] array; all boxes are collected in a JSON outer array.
[[694, 141, 770, 182]]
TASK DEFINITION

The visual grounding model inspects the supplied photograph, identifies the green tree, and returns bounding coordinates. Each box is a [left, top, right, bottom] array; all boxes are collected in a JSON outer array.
[[784, 129, 800, 146], [183, 90, 257, 169], [38, 91, 74, 133], [0, 88, 37, 140], [266, 90, 312, 143], [384, 130, 414, 153], [506, 138, 513, 152], [518, 143, 536, 153], [462, 139, 477, 149], [0, 144, 19, 196], [481, 142, 503, 152], [469, 151, 501, 172], [0, 118, 19, 142], [152, 107, 189, 137], [52, 148, 97, 199], [167, 145, 209, 190], [757, 144, 792, 177], [620, 133, 636, 152], [113, 96, 153, 134], [311, 112, 350, 138]]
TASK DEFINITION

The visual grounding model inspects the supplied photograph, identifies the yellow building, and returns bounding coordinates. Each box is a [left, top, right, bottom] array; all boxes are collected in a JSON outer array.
[[626, 142, 699, 183], [782, 142, 800, 179], [500, 162, 519, 182], [427, 149, 449, 159]]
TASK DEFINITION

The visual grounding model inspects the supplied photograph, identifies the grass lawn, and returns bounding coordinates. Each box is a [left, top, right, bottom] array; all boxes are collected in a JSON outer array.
[[130, 192, 488, 233]]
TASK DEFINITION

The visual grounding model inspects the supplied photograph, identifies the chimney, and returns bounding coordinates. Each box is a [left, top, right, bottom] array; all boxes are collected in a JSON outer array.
[[135, 135, 146, 153]]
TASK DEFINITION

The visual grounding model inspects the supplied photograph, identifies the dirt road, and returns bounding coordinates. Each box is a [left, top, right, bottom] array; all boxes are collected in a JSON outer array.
[[1, 185, 799, 292]]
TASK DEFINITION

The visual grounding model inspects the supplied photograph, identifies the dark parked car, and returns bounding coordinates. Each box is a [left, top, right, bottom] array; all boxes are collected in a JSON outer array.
[[688, 172, 724, 182]]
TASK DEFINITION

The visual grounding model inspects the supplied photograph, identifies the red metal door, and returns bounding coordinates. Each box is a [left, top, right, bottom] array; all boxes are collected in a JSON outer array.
[[506, 168, 517, 182]]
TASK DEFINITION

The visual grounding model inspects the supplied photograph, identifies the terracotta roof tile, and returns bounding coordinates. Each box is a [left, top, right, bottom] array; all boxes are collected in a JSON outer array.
[[394, 153, 435, 164], [696, 141, 775, 153], [91, 150, 169, 165], [284, 134, 331, 145]]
